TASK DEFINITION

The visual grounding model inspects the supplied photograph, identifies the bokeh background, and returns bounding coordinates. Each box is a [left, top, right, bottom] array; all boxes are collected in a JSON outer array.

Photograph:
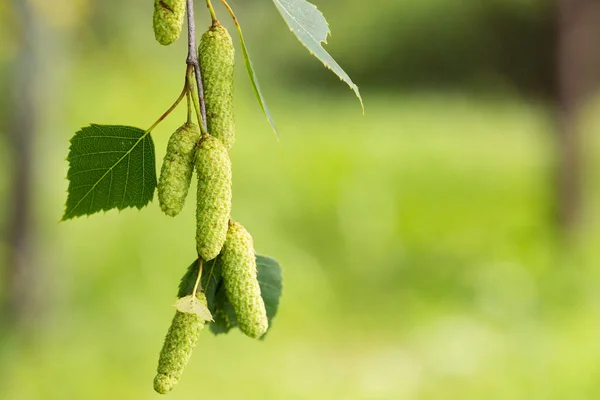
[[2, 0, 600, 398]]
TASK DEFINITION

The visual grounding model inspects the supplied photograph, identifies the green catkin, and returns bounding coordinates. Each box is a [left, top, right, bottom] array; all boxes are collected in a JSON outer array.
[[221, 222, 268, 339], [153, 0, 186, 46], [195, 136, 232, 261], [154, 293, 208, 394], [199, 24, 236, 150], [158, 123, 201, 217]]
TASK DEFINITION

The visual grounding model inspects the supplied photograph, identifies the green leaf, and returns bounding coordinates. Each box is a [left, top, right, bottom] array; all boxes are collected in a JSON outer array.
[[174, 295, 213, 321], [179, 255, 283, 337], [177, 260, 200, 298], [209, 254, 283, 337], [178, 258, 222, 312], [272, 0, 364, 111], [209, 285, 236, 335], [62, 124, 157, 220], [221, 2, 278, 138], [210, 310, 234, 335], [201, 258, 223, 312], [256, 254, 283, 328], [179, 257, 233, 335]]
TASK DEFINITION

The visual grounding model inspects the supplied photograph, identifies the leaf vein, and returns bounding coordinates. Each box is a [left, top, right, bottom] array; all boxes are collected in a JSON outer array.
[[69, 150, 128, 159], [64, 129, 150, 219], [71, 135, 139, 141]]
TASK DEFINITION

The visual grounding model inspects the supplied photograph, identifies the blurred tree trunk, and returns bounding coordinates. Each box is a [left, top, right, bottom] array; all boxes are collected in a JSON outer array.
[[555, 0, 600, 236], [3, 0, 39, 328]]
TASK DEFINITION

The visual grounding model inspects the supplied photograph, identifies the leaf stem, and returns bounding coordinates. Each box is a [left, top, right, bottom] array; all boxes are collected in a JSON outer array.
[[187, 66, 207, 134], [206, 0, 218, 23], [186, 0, 207, 125], [220, 0, 279, 138], [145, 74, 188, 133], [192, 257, 204, 296], [219, 0, 237, 25], [186, 90, 192, 124]]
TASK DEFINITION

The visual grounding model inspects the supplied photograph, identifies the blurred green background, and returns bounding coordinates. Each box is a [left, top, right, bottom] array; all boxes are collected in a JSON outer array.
[[2, 0, 600, 399]]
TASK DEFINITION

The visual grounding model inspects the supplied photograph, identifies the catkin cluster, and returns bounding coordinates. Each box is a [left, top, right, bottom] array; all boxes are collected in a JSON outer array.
[[153, 21, 268, 394], [196, 23, 268, 339]]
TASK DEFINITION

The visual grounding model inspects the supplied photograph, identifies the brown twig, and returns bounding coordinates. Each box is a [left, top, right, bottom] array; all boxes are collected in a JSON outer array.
[[186, 0, 207, 126]]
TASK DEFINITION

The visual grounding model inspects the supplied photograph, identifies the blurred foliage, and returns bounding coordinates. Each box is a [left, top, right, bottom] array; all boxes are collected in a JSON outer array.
[[2, 86, 600, 398], [1, 0, 600, 399], [276, 0, 556, 98], [0, 0, 555, 97]]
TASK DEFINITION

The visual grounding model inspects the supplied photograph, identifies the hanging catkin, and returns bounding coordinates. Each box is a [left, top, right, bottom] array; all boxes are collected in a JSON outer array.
[[153, 0, 186, 46], [221, 222, 268, 339], [157, 123, 200, 216], [154, 293, 208, 394], [199, 23, 236, 150], [195, 136, 232, 261]]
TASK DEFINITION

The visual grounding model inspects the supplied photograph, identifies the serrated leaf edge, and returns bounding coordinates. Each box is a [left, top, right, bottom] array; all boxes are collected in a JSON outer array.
[[62, 125, 153, 220], [272, 0, 364, 112]]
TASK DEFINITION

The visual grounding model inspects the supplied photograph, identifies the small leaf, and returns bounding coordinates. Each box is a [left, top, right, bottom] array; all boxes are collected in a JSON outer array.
[[62, 124, 157, 220], [180, 254, 283, 336], [221, 2, 278, 137], [178, 258, 222, 312], [174, 295, 213, 321], [209, 254, 283, 337], [272, 0, 363, 111]]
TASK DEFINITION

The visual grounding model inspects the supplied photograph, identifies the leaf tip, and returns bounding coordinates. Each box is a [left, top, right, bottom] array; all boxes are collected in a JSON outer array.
[[61, 208, 73, 222], [358, 95, 365, 115]]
